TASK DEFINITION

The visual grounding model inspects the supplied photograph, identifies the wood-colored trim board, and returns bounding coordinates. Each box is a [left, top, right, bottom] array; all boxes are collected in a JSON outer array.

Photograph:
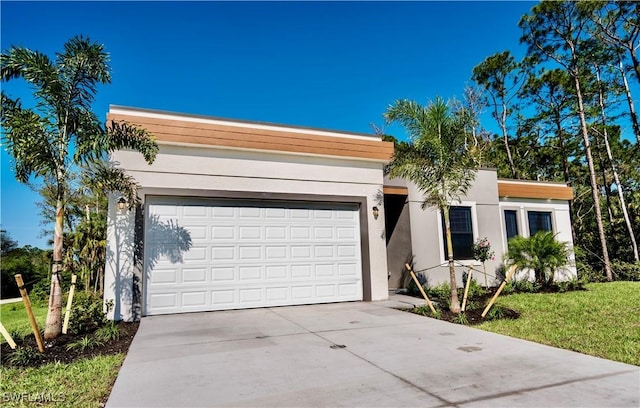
[[498, 181, 573, 200], [108, 113, 394, 162], [383, 186, 409, 195]]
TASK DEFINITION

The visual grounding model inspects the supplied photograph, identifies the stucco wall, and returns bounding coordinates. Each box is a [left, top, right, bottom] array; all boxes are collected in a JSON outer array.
[[104, 145, 389, 320], [499, 198, 577, 281], [399, 169, 506, 287]]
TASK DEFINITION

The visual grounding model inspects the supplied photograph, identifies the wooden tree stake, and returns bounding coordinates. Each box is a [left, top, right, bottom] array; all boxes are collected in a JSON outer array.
[[405, 263, 437, 314], [0, 322, 17, 349], [15, 274, 45, 352], [481, 264, 518, 318], [461, 267, 473, 311], [62, 274, 77, 334]]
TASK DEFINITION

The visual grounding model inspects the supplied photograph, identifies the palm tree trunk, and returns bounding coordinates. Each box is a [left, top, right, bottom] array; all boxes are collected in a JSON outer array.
[[573, 73, 612, 281], [44, 199, 64, 340], [443, 206, 461, 313]]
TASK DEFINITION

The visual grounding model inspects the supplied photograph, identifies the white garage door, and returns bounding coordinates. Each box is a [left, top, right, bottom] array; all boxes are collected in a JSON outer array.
[[144, 197, 363, 315]]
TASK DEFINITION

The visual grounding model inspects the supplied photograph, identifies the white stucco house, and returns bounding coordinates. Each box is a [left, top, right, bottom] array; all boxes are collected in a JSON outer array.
[[104, 106, 576, 321]]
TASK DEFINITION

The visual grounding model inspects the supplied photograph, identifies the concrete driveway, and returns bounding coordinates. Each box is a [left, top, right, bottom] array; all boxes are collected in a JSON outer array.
[[107, 299, 639, 407]]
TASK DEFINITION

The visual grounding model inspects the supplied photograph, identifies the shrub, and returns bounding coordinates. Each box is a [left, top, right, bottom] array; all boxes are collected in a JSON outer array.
[[7, 346, 40, 366], [611, 261, 640, 282], [511, 279, 541, 293], [95, 323, 120, 342], [485, 305, 508, 321], [427, 282, 451, 301], [505, 231, 569, 287], [406, 272, 429, 297], [67, 291, 107, 335], [557, 277, 586, 292], [451, 313, 469, 325], [472, 237, 495, 263], [464, 277, 487, 299], [464, 300, 479, 311], [66, 335, 104, 352]]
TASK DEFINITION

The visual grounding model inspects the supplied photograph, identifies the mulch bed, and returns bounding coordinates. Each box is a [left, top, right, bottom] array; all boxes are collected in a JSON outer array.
[[408, 287, 521, 325], [1, 321, 139, 368]]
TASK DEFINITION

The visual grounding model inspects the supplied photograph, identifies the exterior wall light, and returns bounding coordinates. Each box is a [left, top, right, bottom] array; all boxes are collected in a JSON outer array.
[[117, 197, 127, 210], [372, 206, 379, 220]]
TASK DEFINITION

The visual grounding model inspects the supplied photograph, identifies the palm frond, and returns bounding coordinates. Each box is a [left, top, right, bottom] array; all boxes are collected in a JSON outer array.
[[105, 120, 158, 164], [1, 95, 56, 183], [85, 161, 142, 208]]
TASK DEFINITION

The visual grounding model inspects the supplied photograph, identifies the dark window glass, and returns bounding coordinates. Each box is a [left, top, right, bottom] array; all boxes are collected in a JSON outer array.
[[504, 210, 519, 240], [528, 211, 552, 235], [442, 206, 473, 260]]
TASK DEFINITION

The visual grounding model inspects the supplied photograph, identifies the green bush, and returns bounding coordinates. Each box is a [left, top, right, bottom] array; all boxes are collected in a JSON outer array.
[[611, 261, 640, 282], [451, 313, 469, 325], [577, 262, 608, 282], [464, 278, 487, 299], [67, 291, 107, 335], [95, 323, 120, 341], [7, 346, 40, 367], [511, 279, 542, 293], [406, 272, 429, 297], [505, 231, 569, 286], [411, 305, 441, 319], [557, 277, 587, 292], [66, 335, 104, 352], [485, 305, 509, 321]]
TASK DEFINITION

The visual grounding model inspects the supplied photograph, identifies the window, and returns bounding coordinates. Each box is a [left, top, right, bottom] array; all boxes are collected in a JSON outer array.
[[504, 210, 519, 240], [528, 211, 553, 235], [441, 206, 473, 260]]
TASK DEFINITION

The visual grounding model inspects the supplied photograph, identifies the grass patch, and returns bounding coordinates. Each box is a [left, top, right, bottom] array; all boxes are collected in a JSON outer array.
[[477, 282, 640, 366], [1, 302, 47, 342], [0, 353, 125, 407]]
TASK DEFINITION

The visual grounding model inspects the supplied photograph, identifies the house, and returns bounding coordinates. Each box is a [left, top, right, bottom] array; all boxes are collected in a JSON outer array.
[[384, 172, 576, 290], [103, 106, 575, 321]]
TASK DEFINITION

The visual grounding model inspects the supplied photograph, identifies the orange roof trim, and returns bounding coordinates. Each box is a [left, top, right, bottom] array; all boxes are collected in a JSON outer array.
[[108, 111, 394, 162], [498, 180, 573, 201]]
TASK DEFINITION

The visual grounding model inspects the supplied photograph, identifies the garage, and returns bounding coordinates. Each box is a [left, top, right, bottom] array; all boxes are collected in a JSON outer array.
[[144, 197, 362, 315], [104, 105, 392, 321]]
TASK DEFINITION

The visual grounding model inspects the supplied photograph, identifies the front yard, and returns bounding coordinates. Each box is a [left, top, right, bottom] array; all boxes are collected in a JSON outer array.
[[1, 281, 637, 407], [0, 302, 136, 407], [476, 282, 640, 366]]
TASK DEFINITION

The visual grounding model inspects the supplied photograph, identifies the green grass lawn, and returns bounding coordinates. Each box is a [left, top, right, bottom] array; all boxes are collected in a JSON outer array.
[[1, 302, 125, 407], [477, 282, 640, 366], [1, 354, 125, 407], [1, 301, 47, 341]]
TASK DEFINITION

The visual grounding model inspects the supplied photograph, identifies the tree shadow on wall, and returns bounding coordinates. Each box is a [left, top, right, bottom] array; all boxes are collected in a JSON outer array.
[[144, 214, 193, 271], [107, 208, 192, 321]]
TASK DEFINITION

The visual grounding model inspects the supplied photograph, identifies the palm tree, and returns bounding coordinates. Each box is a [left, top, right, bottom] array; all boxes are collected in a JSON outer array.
[[384, 97, 482, 313], [1, 36, 158, 339], [505, 232, 570, 287]]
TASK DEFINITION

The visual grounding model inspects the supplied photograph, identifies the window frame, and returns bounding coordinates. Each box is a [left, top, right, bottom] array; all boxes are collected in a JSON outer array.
[[436, 201, 479, 265], [502, 207, 521, 243], [526, 210, 555, 236]]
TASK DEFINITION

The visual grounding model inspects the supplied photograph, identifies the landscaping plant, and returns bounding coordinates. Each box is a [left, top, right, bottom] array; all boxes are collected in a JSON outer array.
[[505, 231, 570, 287], [1, 36, 158, 339], [384, 97, 483, 313]]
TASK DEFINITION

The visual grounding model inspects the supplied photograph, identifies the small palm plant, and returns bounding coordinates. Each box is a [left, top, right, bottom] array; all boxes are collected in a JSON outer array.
[[505, 231, 569, 287]]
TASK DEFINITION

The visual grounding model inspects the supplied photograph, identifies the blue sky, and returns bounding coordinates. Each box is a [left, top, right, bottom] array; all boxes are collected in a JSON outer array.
[[1, 1, 536, 248]]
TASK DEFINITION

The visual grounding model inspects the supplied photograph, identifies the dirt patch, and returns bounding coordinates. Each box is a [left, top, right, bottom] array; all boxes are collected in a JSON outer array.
[[1, 321, 139, 368]]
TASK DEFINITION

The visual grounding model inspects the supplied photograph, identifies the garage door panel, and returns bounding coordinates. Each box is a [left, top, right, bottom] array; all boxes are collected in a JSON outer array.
[[145, 198, 362, 315]]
